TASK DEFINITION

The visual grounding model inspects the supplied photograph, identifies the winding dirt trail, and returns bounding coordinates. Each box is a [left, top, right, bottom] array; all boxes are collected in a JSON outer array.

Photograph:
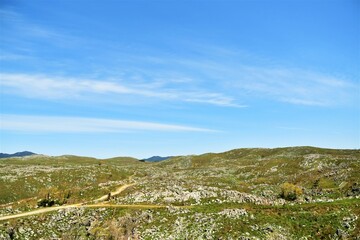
[[0, 175, 138, 221], [0, 173, 192, 221], [94, 183, 136, 202], [0, 204, 82, 221], [0, 203, 172, 221]]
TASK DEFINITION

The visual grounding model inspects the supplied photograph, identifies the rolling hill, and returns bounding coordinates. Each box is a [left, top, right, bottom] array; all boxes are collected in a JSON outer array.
[[0, 151, 36, 159], [0, 147, 359, 239], [142, 156, 173, 162]]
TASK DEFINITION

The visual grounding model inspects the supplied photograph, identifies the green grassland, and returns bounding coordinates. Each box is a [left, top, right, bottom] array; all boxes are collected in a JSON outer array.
[[0, 155, 141, 204], [0, 147, 359, 239]]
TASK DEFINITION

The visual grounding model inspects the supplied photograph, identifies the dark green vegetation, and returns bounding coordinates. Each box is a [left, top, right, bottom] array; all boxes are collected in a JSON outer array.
[[0, 147, 359, 239]]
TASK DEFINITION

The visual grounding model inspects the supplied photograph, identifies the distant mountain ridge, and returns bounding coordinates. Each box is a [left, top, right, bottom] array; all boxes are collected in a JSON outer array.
[[0, 151, 36, 159], [142, 156, 173, 162]]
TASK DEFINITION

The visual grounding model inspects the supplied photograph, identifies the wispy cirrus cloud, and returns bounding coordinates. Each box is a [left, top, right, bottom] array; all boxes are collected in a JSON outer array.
[[0, 8, 356, 108], [0, 114, 216, 133], [0, 73, 243, 107], [0, 9, 80, 47], [157, 56, 356, 107], [230, 66, 354, 106], [117, 47, 356, 107]]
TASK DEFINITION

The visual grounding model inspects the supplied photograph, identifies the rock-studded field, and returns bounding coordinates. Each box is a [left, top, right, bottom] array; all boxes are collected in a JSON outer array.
[[1, 147, 359, 239]]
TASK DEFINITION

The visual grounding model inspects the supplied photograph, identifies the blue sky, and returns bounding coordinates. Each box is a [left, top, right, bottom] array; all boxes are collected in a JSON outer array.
[[0, 0, 359, 158]]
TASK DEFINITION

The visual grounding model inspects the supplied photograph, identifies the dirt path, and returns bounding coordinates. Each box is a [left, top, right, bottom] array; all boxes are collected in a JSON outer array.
[[0, 174, 190, 221], [0, 204, 82, 221], [0, 174, 192, 221], [0, 174, 137, 221], [94, 183, 136, 202], [0, 203, 176, 221]]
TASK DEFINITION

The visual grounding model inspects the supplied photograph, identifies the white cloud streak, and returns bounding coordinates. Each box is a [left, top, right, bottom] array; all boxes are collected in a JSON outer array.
[[237, 67, 354, 106], [166, 58, 356, 107], [0, 8, 355, 108], [0, 73, 242, 107], [121, 51, 356, 107], [0, 115, 216, 133]]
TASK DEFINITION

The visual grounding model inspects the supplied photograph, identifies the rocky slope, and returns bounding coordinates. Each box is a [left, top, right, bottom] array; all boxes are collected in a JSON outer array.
[[0, 147, 359, 239]]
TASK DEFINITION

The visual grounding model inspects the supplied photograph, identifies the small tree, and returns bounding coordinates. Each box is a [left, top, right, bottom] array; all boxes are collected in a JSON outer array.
[[280, 182, 303, 201]]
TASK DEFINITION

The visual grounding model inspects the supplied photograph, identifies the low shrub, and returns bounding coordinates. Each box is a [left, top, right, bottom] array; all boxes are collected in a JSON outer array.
[[280, 182, 303, 201]]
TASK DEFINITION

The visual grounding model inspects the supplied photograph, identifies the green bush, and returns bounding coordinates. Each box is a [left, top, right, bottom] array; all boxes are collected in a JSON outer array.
[[280, 182, 303, 201], [37, 193, 62, 207], [37, 198, 57, 207]]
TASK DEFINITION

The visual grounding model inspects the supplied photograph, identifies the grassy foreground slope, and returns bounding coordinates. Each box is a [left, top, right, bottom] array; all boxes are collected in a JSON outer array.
[[0, 155, 141, 204], [0, 147, 359, 239]]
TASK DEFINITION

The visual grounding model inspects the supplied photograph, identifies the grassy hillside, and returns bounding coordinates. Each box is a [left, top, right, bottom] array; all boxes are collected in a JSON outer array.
[[157, 147, 360, 199], [0, 147, 359, 239], [0, 155, 141, 204]]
